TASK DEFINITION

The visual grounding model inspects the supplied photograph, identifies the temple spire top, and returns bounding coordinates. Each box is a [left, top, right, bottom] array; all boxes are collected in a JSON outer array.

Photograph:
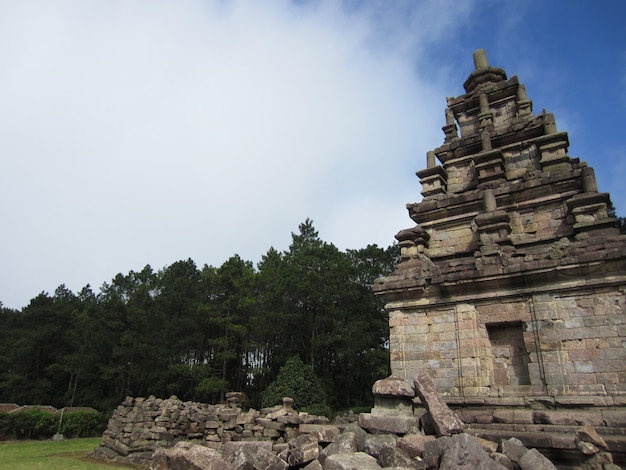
[[473, 48, 489, 70], [463, 48, 507, 93]]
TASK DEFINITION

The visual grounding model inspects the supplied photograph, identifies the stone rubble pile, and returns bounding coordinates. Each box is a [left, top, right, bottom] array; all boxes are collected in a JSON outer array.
[[93, 374, 620, 469], [92, 394, 329, 467]]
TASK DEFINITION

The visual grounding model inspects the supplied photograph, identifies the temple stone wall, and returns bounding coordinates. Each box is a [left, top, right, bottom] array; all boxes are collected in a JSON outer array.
[[374, 49, 626, 421]]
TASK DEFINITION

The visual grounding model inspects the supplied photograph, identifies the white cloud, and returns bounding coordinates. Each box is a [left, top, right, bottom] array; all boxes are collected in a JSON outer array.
[[0, 0, 471, 308]]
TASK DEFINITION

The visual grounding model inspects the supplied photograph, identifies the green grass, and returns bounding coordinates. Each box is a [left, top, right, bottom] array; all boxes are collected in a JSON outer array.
[[0, 438, 138, 469]]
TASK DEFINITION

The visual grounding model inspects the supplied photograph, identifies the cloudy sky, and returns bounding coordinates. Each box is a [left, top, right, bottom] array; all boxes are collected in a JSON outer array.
[[1, 0, 624, 309]]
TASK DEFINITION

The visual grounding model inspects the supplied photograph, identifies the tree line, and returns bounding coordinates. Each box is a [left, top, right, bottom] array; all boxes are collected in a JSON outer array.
[[0, 219, 399, 413]]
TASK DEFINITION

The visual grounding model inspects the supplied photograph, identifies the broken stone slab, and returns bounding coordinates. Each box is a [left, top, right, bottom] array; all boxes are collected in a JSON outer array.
[[439, 433, 508, 470], [318, 431, 357, 465], [362, 433, 397, 459], [576, 424, 608, 450], [500, 436, 528, 465], [222, 440, 273, 462], [577, 440, 600, 455], [518, 448, 557, 470], [489, 452, 515, 470], [422, 435, 450, 469], [343, 422, 367, 451], [397, 433, 436, 457], [312, 425, 341, 444], [150, 442, 229, 470], [323, 451, 382, 470], [359, 412, 420, 434], [229, 447, 287, 470], [377, 444, 420, 468], [413, 374, 465, 437], [287, 434, 319, 467], [302, 460, 323, 470]]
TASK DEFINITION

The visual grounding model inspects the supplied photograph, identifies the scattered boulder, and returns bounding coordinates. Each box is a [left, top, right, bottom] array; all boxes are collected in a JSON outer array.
[[318, 431, 357, 465], [324, 452, 382, 470], [518, 448, 557, 470], [287, 433, 319, 467], [229, 446, 287, 470], [377, 444, 420, 468], [362, 433, 397, 459], [489, 452, 515, 470], [500, 437, 528, 465], [576, 424, 608, 450], [439, 433, 507, 470], [343, 422, 367, 451], [150, 442, 229, 470], [422, 435, 450, 469], [397, 433, 436, 458]]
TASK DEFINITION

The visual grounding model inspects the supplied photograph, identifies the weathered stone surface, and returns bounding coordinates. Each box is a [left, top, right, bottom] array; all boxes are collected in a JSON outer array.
[[576, 424, 608, 450], [222, 441, 273, 462], [413, 374, 464, 437], [475, 435, 499, 453], [323, 452, 382, 470], [287, 434, 319, 466], [313, 426, 341, 444], [577, 440, 600, 455], [362, 434, 397, 459], [150, 442, 228, 470], [303, 460, 324, 470], [489, 452, 515, 470], [230, 447, 288, 470], [373, 50, 626, 461], [421, 435, 450, 469], [93, 394, 330, 467], [397, 433, 436, 457], [343, 422, 367, 451], [439, 433, 506, 470], [579, 451, 614, 470], [372, 376, 415, 397], [377, 444, 419, 468], [318, 432, 357, 465], [359, 412, 419, 435], [500, 437, 528, 465], [518, 448, 557, 470]]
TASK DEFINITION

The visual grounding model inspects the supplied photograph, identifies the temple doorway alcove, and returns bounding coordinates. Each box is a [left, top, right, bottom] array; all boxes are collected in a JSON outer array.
[[486, 322, 531, 393]]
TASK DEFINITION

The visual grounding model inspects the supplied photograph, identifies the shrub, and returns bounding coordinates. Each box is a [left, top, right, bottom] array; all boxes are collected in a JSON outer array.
[[10, 408, 57, 439], [261, 356, 328, 414], [60, 410, 107, 438], [0, 408, 106, 440]]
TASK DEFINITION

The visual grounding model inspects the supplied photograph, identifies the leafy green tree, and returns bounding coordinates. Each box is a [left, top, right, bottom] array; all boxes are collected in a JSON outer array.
[[261, 356, 327, 412]]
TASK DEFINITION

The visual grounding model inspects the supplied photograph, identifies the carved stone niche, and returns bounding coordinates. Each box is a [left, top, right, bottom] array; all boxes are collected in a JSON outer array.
[[395, 226, 430, 259], [473, 149, 505, 186], [566, 192, 619, 238], [416, 166, 447, 198]]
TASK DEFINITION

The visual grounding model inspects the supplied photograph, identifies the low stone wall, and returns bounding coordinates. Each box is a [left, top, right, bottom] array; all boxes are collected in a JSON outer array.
[[92, 395, 331, 466]]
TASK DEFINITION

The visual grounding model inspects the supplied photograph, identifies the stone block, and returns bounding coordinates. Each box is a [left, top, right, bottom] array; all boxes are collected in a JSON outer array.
[[358, 412, 419, 435]]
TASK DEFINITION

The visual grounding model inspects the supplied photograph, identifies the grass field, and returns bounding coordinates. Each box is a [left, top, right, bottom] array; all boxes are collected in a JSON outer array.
[[0, 438, 137, 469]]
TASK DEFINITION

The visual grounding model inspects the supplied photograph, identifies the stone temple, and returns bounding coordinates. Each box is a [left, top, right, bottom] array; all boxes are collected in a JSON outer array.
[[373, 50, 626, 443]]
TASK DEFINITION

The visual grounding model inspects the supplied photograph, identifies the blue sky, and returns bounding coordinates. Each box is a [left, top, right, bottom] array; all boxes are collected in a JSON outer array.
[[0, 0, 624, 309]]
